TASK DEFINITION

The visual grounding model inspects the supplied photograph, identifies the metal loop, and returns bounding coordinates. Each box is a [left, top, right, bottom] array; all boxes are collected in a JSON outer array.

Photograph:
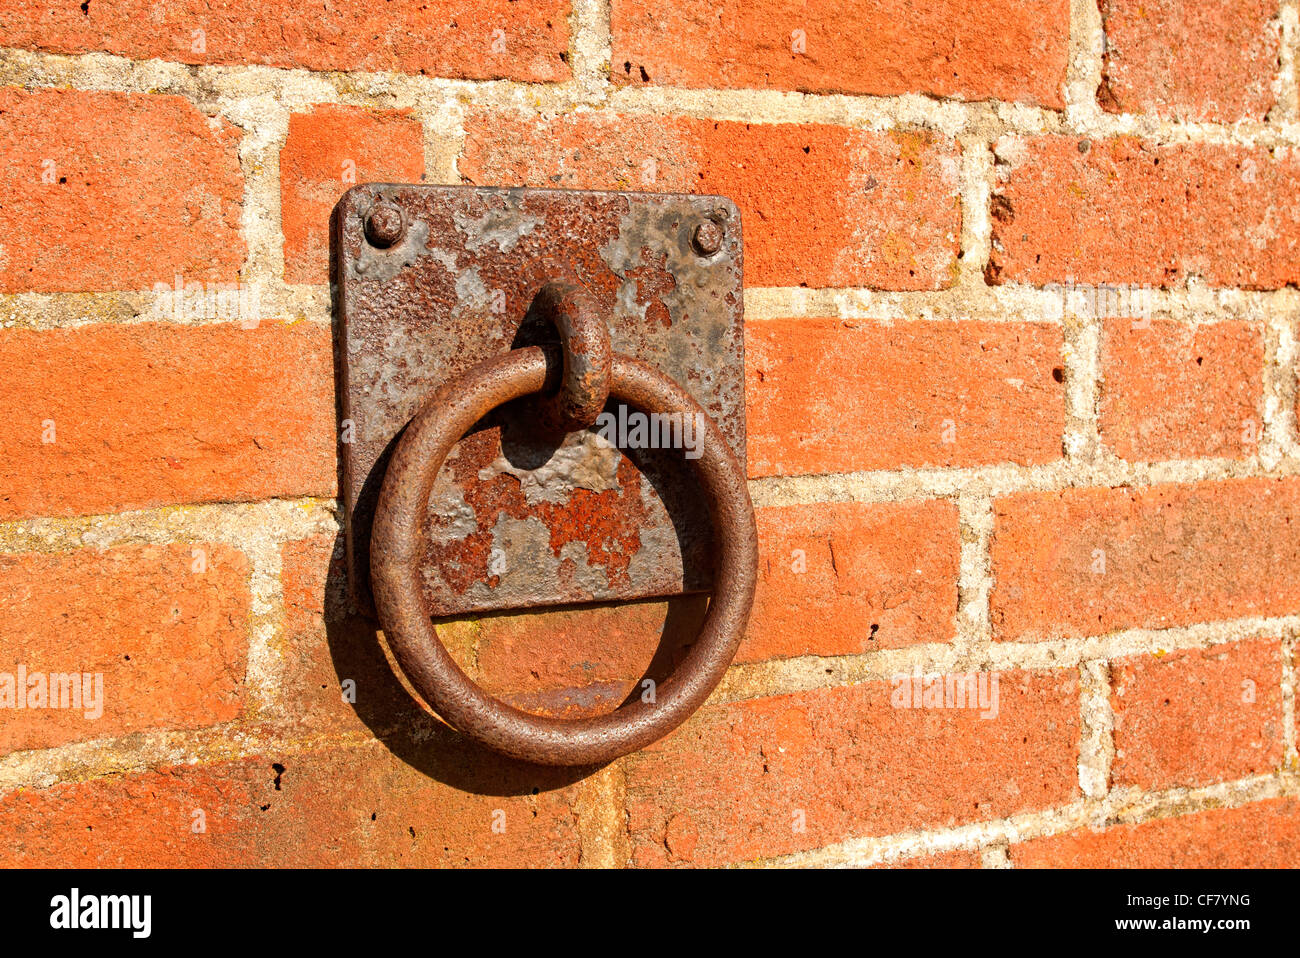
[[369, 346, 758, 766], [533, 281, 612, 434]]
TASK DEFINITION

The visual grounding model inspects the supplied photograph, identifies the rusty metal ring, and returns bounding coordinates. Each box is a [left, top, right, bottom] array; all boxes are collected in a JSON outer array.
[[533, 281, 612, 434], [370, 345, 758, 766]]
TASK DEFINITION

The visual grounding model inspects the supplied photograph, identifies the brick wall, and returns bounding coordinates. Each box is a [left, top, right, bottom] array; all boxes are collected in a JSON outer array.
[[1, 0, 1298, 867]]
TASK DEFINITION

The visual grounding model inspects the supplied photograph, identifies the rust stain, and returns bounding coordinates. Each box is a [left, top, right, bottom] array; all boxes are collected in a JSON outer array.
[[334, 184, 746, 617]]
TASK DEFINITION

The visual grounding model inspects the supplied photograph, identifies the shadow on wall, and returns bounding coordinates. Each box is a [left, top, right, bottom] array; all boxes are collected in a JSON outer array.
[[319, 523, 708, 796]]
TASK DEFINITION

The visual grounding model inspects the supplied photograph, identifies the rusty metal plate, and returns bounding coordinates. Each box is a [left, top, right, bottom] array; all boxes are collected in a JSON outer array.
[[333, 184, 745, 618]]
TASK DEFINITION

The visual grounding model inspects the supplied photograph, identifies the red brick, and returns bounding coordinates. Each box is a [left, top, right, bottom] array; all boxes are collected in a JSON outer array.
[[746, 319, 1064, 476], [0, 87, 243, 292], [1111, 639, 1284, 790], [991, 479, 1300, 641], [461, 113, 962, 289], [281, 105, 425, 283], [0, 544, 250, 754], [1100, 320, 1263, 462], [469, 599, 689, 719], [611, 0, 1070, 108], [1099, 0, 1279, 122], [745, 499, 960, 661], [1011, 797, 1300, 867], [0, 322, 335, 519], [0, 1, 571, 82], [989, 136, 1300, 289], [0, 743, 582, 866], [624, 671, 1079, 866], [277, 535, 356, 729]]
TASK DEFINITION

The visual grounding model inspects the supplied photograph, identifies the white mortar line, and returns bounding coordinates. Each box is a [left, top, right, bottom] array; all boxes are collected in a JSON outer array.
[[1271, 0, 1299, 124], [748, 454, 1300, 511], [1063, 310, 1103, 462], [569, 0, 613, 103], [1262, 311, 1300, 468], [7, 284, 1300, 332], [1077, 659, 1115, 799], [0, 498, 339, 553], [4, 46, 1300, 149], [1064, 0, 1106, 129], [956, 494, 994, 650], [1282, 632, 1298, 766]]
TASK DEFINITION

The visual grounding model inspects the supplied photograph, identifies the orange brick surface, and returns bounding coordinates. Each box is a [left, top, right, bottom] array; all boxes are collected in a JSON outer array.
[[1100, 320, 1264, 462], [0, 322, 335, 519], [879, 848, 985, 869], [0, 544, 250, 754], [0, 1, 571, 81], [746, 319, 1064, 476], [991, 479, 1300, 641], [0, 744, 583, 867], [610, 0, 1071, 107], [1099, 0, 1279, 122], [0, 88, 244, 292], [365, 499, 962, 714], [1110, 639, 1284, 790], [746, 500, 961, 660], [989, 137, 1300, 289], [461, 114, 962, 289]]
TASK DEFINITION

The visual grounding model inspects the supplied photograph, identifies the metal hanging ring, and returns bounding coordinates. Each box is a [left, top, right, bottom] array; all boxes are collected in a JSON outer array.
[[533, 281, 612, 434], [369, 345, 758, 766]]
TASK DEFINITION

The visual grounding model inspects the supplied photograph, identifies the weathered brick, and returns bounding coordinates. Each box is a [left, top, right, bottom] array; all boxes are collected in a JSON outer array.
[[0, 544, 250, 754], [0, 87, 243, 292], [1110, 638, 1284, 790], [611, 0, 1070, 107], [278, 535, 361, 729], [745, 500, 960, 661], [0, 1, 571, 81], [0, 322, 335, 519], [991, 479, 1300, 641], [0, 743, 582, 866], [624, 671, 1079, 866], [1100, 320, 1263, 462], [746, 319, 1064, 476], [1099, 0, 1279, 122], [461, 113, 962, 289], [467, 599, 690, 720], [1011, 797, 1300, 867], [281, 105, 425, 283], [989, 136, 1300, 289]]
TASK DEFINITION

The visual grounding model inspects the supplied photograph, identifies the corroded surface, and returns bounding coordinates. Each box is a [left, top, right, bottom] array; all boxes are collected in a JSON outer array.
[[370, 348, 757, 764], [333, 185, 745, 616]]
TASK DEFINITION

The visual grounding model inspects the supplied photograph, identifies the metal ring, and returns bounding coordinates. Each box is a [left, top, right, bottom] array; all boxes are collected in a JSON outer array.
[[369, 346, 758, 766], [533, 281, 612, 434]]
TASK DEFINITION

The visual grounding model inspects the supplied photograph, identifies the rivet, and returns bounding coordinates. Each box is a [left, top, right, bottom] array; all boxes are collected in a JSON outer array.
[[692, 219, 725, 256], [365, 202, 406, 248]]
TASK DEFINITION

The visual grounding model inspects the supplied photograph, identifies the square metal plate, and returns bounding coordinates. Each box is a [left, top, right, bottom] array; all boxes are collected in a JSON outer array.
[[333, 184, 745, 618]]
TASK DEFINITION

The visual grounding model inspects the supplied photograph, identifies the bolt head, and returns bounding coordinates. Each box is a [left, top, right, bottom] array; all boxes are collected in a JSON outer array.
[[365, 202, 406, 248], [692, 219, 725, 256]]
